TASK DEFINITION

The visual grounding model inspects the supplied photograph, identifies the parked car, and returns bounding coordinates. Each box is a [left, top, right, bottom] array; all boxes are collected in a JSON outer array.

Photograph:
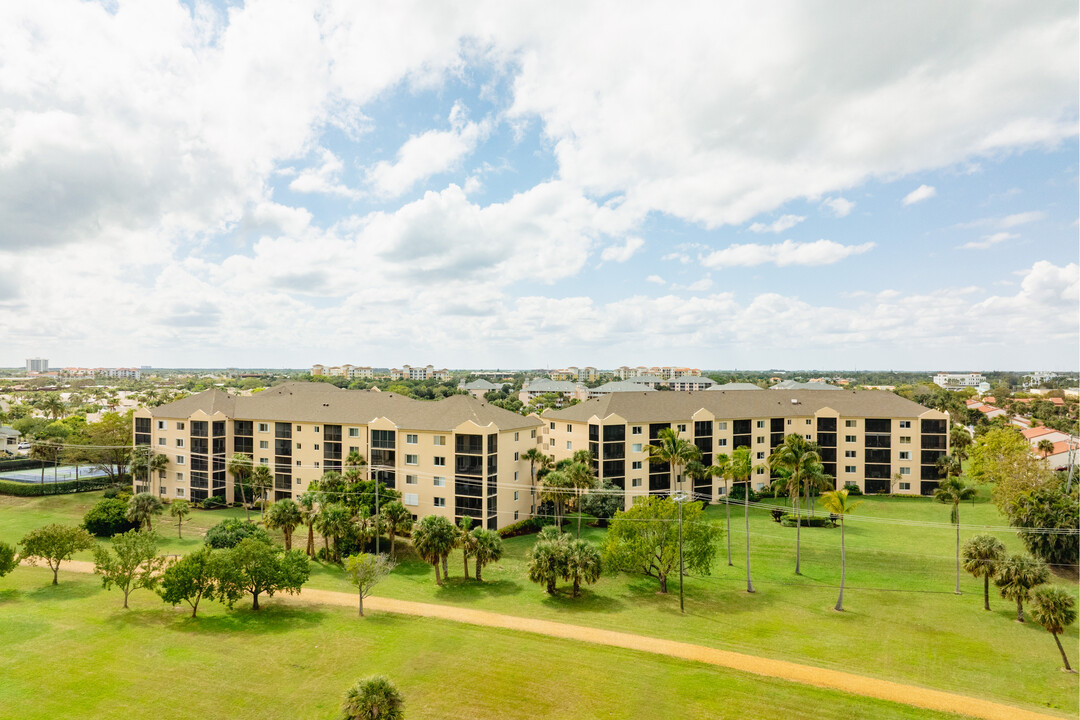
[[17, 442, 31, 450]]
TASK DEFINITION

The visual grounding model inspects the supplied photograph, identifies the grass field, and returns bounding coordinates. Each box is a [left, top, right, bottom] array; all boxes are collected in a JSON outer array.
[[1, 489, 1076, 716], [0, 567, 968, 720]]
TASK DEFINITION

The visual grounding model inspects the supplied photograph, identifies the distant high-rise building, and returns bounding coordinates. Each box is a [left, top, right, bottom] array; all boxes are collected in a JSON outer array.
[[26, 357, 48, 373]]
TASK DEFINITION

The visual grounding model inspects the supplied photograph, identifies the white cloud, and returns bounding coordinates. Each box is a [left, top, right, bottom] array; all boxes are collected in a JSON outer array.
[[959, 232, 1017, 250], [999, 211, 1046, 228], [700, 239, 875, 269], [822, 197, 855, 218], [748, 214, 805, 233], [902, 184, 937, 206], [289, 148, 357, 198], [646, 275, 665, 284], [600, 236, 644, 264]]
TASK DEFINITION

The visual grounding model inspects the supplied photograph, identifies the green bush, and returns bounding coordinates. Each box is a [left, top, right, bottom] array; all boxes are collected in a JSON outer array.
[[843, 483, 863, 496], [0, 476, 118, 497], [204, 519, 270, 549], [498, 516, 555, 539], [103, 487, 131, 500], [727, 484, 760, 502], [780, 514, 837, 528], [82, 498, 138, 536], [199, 495, 228, 510]]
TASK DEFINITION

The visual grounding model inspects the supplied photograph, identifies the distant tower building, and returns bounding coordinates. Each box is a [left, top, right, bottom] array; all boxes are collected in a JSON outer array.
[[26, 357, 49, 373]]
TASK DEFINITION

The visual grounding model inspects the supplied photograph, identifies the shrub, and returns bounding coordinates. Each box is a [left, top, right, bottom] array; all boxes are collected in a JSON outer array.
[[843, 484, 863, 496], [199, 495, 228, 510], [497, 516, 555, 539], [82, 498, 138, 536], [103, 487, 131, 500], [728, 484, 759, 502], [204, 519, 269, 549], [770, 508, 785, 523], [0, 476, 117, 497], [780, 514, 837, 528]]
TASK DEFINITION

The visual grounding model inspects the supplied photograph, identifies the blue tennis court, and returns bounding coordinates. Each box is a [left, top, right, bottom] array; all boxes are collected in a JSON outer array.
[[0, 465, 111, 484]]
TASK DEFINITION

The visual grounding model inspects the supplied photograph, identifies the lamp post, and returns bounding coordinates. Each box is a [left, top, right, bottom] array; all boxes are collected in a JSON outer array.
[[673, 490, 689, 613]]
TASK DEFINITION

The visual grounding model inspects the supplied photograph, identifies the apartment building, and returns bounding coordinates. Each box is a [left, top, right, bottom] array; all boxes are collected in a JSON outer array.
[[518, 378, 586, 406], [133, 382, 543, 530], [312, 364, 375, 379], [541, 389, 949, 506], [615, 366, 702, 380], [390, 365, 451, 381], [933, 372, 987, 390]]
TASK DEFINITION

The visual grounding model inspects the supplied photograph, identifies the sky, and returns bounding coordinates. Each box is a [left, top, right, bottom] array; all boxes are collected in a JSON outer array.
[[0, 0, 1077, 371]]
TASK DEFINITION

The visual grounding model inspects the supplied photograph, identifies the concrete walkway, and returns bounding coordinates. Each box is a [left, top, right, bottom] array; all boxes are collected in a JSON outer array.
[[33, 560, 1065, 720]]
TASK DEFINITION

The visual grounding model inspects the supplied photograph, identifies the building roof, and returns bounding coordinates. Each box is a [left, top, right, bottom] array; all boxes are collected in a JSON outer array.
[[522, 378, 578, 393], [461, 379, 500, 391], [770, 380, 841, 390], [149, 383, 542, 431], [592, 381, 657, 394], [1022, 426, 1061, 440], [977, 405, 1002, 414], [626, 374, 669, 384], [707, 382, 763, 391], [0, 426, 21, 438], [542, 389, 937, 423]]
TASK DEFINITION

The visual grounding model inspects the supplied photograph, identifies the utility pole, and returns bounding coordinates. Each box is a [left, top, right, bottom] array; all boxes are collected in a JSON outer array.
[[375, 477, 380, 554], [674, 490, 688, 613]]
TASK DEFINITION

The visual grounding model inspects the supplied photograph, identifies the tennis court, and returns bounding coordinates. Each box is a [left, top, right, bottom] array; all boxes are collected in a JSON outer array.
[[0, 465, 110, 484]]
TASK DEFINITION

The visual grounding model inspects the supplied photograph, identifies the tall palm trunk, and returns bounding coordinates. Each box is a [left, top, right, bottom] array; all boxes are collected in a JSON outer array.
[[745, 483, 754, 593], [835, 517, 846, 611], [1053, 633, 1072, 671], [794, 475, 802, 575], [725, 480, 732, 566], [953, 504, 961, 595], [983, 576, 991, 611], [1015, 596, 1025, 622], [306, 523, 315, 557], [464, 550, 469, 578], [441, 554, 449, 580], [433, 562, 442, 586]]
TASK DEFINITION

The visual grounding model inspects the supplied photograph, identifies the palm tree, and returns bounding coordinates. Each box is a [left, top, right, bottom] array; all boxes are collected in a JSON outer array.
[[730, 446, 755, 593], [564, 461, 597, 538], [540, 470, 574, 528], [40, 395, 66, 420], [934, 477, 977, 594], [250, 465, 273, 520], [458, 516, 477, 578], [563, 538, 602, 597], [169, 499, 191, 539], [412, 515, 456, 586], [994, 554, 1049, 622], [321, 503, 353, 562], [820, 488, 862, 611], [381, 501, 412, 556], [226, 452, 253, 521], [344, 450, 367, 480], [769, 434, 821, 575], [961, 534, 1007, 611], [522, 447, 547, 483], [1030, 586, 1077, 672], [1036, 439, 1055, 458], [936, 453, 963, 485], [340, 675, 405, 720], [127, 492, 164, 531], [130, 449, 168, 494], [646, 427, 701, 495], [472, 528, 503, 581], [265, 498, 303, 550], [704, 455, 731, 565], [297, 491, 319, 557]]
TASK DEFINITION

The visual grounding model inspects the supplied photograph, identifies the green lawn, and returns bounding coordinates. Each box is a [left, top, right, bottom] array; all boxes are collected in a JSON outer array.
[[1, 489, 1076, 716], [0, 567, 967, 720]]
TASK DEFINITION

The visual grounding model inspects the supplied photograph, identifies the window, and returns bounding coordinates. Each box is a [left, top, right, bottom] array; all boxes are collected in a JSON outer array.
[[296, 425, 301, 431], [718, 486, 727, 495], [159, 486, 166, 496], [349, 446, 359, 454], [677, 424, 686, 432], [158, 437, 166, 446], [514, 452, 520, 461], [899, 482, 911, 490], [176, 422, 185, 430], [514, 511, 520, 520], [716, 421, 727, 431], [530, 430, 536, 439], [845, 420, 856, 428], [899, 467, 911, 475], [756, 436, 764, 444], [632, 478, 642, 487], [433, 435, 446, 446], [175, 438, 185, 448], [514, 491, 519, 500], [718, 438, 728, 447], [563, 424, 571, 433], [805, 434, 812, 440], [844, 465, 856, 473], [845, 435, 856, 443], [550, 422, 555, 430], [806, 419, 812, 425], [259, 440, 269, 449], [175, 455, 185, 465], [899, 451, 911, 460], [566, 441, 572, 450], [295, 479, 302, 485], [314, 444, 319, 451], [434, 456, 446, 467], [899, 436, 912, 444], [844, 450, 856, 458], [405, 454, 418, 465], [899, 421, 911, 429], [406, 475, 418, 485], [175, 488, 185, 498], [632, 443, 642, 453], [632, 426, 642, 435], [434, 477, 446, 487], [632, 461, 642, 470], [259, 458, 268, 465], [176, 472, 184, 481], [756, 420, 765, 429], [313, 426, 319, 433], [514, 432, 520, 441], [757, 452, 765, 460], [406, 434, 418, 444], [514, 471, 519, 481], [296, 460, 301, 467], [433, 497, 446, 508], [158, 470, 166, 480], [349, 427, 360, 437], [314, 461, 320, 469], [258, 423, 269, 432], [787, 419, 792, 425], [156, 420, 166, 430], [296, 443, 302, 450], [549, 439, 554, 447]]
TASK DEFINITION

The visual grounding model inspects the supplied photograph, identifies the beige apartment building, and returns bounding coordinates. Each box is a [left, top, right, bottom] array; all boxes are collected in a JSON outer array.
[[541, 389, 949, 505], [133, 382, 543, 529]]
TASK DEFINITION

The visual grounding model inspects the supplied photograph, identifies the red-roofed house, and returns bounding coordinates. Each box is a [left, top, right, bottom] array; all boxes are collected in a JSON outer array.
[[1042, 440, 1078, 470], [977, 405, 1006, 420], [1021, 426, 1070, 445]]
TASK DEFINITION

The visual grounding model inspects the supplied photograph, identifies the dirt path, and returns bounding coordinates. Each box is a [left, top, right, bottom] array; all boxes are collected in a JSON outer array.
[[33, 560, 1063, 720]]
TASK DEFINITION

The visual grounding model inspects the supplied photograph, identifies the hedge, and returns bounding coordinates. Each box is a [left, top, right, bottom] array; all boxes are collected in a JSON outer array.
[[497, 516, 556, 538], [0, 475, 124, 497], [780, 514, 837, 528], [0, 458, 47, 473]]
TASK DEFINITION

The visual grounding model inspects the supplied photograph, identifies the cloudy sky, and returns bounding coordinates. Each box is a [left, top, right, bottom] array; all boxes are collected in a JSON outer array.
[[1, 1, 1077, 371]]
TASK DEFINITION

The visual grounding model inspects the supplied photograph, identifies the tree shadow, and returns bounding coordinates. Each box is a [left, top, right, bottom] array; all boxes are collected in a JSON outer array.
[[169, 602, 329, 635], [392, 559, 433, 577], [434, 577, 524, 599], [26, 580, 101, 602], [0, 588, 19, 604], [538, 587, 625, 614]]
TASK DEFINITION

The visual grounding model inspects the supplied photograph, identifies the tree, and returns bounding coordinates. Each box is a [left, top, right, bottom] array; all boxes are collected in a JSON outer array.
[[522, 447, 547, 483], [458, 517, 478, 578], [129, 447, 168, 493], [935, 453, 963, 485], [769, 434, 821, 575], [170, 500, 191, 539], [227, 452, 254, 521], [127, 492, 165, 532], [82, 498, 138, 536], [297, 491, 319, 558], [157, 547, 224, 618], [994, 554, 1049, 623], [320, 503, 354, 562], [950, 425, 973, 461], [250, 465, 273, 520], [704, 455, 731, 565], [934, 477, 977, 594], [204, 519, 270, 549], [526, 530, 570, 594], [969, 428, 1049, 513], [646, 427, 701, 495], [472, 528, 503, 581], [1008, 485, 1080, 566], [563, 539, 602, 597], [962, 534, 1007, 611], [79, 412, 134, 482], [820, 489, 862, 612], [342, 553, 396, 617], [411, 515, 456, 586], [539, 470, 574, 528], [40, 394, 66, 421], [220, 537, 310, 610], [381, 501, 412, 556], [266, 499, 303, 551], [20, 524, 96, 585], [602, 496, 720, 593], [340, 675, 405, 720], [1030, 586, 1077, 672], [92, 529, 165, 609], [565, 461, 597, 537], [344, 450, 368, 481], [578, 480, 623, 524], [1037, 439, 1055, 458], [730, 446, 755, 593], [0, 541, 17, 581]]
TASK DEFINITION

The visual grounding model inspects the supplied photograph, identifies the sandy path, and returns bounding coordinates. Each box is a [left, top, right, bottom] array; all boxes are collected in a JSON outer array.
[[29, 560, 1063, 720]]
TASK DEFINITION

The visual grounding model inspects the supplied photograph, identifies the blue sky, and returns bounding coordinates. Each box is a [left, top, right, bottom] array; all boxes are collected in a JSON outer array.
[[0, 1, 1076, 371]]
